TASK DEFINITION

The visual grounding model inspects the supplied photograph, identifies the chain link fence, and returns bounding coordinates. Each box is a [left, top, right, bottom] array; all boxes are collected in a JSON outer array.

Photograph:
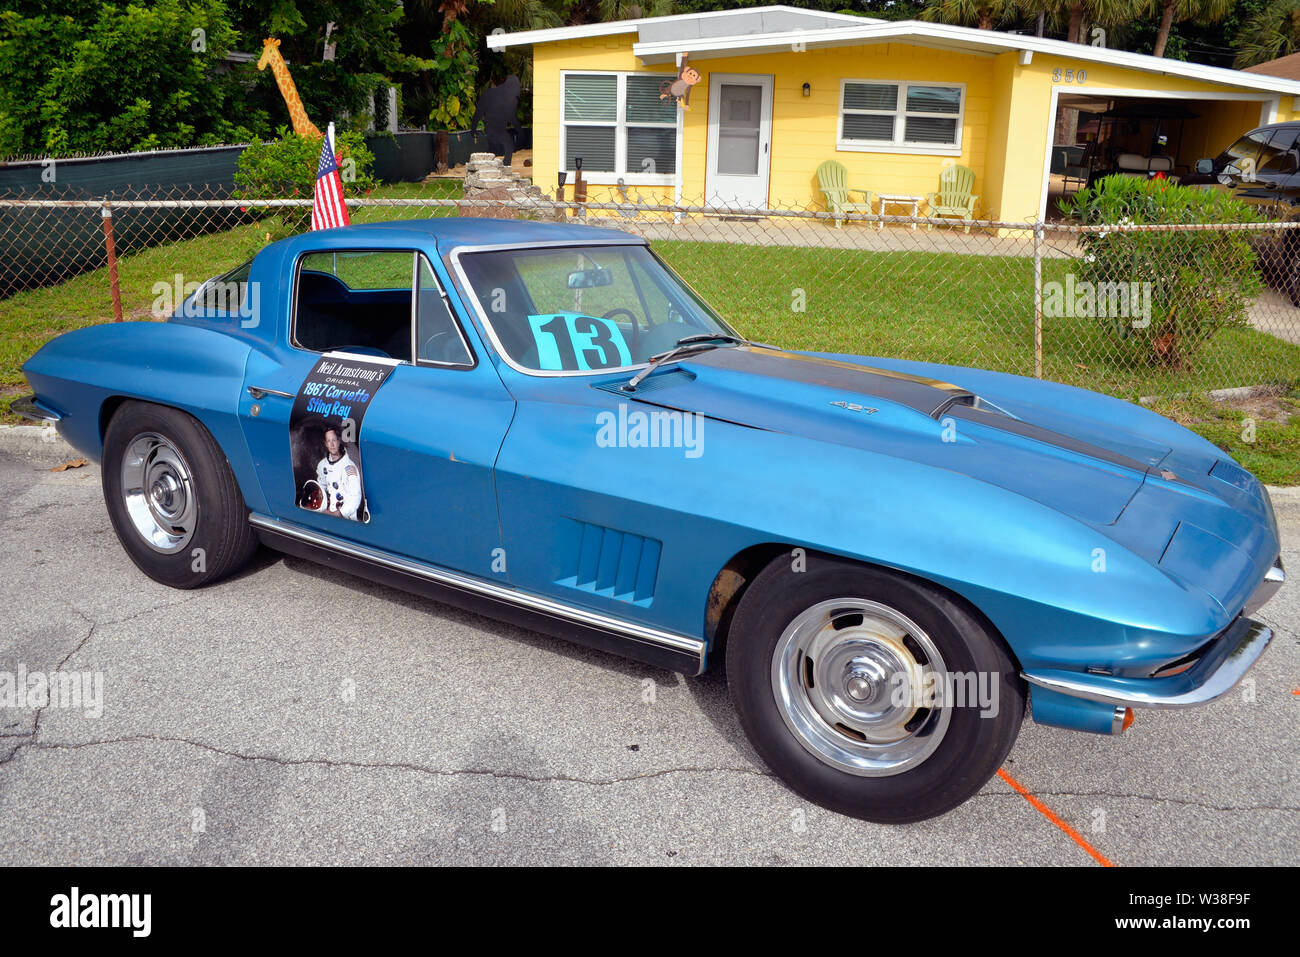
[[3, 182, 1299, 402]]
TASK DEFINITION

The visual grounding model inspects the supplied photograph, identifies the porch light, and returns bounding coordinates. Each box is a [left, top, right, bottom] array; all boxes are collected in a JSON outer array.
[[802, 82, 811, 97]]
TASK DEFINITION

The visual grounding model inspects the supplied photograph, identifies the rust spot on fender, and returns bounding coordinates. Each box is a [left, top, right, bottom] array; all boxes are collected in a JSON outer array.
[[706, 568, 745, 639]]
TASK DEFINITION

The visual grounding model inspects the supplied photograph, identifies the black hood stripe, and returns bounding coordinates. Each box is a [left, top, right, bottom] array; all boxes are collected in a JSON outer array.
[[690, 347, 974, 418]]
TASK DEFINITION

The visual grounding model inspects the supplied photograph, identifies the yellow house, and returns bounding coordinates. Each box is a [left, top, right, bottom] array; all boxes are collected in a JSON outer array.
[[488, 6, 1300, 222]]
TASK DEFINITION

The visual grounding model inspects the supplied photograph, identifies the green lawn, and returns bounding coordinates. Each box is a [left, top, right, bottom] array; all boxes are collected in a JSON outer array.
[[4, 220, 1299, 482], [0, 181, 461, 407], [657, 241, 1300, 402], [1141, 388, 1300, 486]]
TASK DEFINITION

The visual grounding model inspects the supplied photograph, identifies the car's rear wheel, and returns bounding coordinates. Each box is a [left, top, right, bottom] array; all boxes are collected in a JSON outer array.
[[727, 551, 1025, 823], [102, 401, 257, 588]]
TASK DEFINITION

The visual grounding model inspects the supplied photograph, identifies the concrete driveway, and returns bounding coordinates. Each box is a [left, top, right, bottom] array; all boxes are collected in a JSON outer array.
[[1, 436, 1295, 865]]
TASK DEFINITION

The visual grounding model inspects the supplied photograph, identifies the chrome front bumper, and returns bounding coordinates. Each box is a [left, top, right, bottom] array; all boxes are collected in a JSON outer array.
[[9, 394, 61, 424], [1022, 615, 1274, 710], [1244, 556, 1286, 617]]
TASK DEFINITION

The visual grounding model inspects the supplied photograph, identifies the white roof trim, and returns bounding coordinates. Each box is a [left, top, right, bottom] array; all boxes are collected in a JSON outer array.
[[485, 5, 876, 50], [628, 19, 1300, 95]]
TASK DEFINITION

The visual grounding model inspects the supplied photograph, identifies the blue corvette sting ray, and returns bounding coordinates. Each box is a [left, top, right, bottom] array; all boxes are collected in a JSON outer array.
[[15, 218, 1285, 822]]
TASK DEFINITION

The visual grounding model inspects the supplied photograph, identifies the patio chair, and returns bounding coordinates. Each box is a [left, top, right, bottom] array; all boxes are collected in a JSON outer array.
[[817, 160, 876, 229], [926, 165, 978, 233]]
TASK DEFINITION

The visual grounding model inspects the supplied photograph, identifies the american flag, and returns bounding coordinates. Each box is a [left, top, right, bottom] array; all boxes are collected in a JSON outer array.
[[311, 125, 350, 230]]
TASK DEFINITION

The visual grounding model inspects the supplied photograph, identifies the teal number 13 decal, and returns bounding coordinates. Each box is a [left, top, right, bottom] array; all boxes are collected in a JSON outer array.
[[527, 313, 632, 371]]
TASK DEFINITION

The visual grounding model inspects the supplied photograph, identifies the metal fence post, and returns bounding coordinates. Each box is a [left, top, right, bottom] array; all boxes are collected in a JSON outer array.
[[1032, 219, 1044, 379], [100, 201, 123, 322]]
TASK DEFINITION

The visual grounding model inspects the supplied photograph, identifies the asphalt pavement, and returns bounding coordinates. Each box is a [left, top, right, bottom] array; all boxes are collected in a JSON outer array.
[[1, 437, 1296, 865]]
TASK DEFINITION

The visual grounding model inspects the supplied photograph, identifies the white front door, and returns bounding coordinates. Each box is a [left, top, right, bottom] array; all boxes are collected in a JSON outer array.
[[705, 73, 773, 211]]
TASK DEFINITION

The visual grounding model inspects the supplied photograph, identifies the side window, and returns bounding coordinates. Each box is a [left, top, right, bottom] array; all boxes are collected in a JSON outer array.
[[1257, 128, 1300, 175], [201, 258, 253, 314], [1220, 128, 1272, 172], [416, 257, 473, 366], [294, 250, 415, 362]]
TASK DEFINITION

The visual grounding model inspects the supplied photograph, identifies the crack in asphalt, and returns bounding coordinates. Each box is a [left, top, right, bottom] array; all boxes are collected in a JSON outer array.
[[0, 613, 98, 766], [15, 499, 88, 520], [26, 620, 95, 745], [76, 592, 205, 630], [7, 736, 1296, 814], [4, 734, 779, 787], [979, 789, 1299, 813]]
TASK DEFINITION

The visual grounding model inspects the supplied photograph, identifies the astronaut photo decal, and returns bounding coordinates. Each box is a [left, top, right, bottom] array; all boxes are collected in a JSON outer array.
[[288, 353, 395, 523]]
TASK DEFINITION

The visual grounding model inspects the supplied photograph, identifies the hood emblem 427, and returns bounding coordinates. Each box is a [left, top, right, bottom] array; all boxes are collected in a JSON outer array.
[[831, 400, 878, 414]]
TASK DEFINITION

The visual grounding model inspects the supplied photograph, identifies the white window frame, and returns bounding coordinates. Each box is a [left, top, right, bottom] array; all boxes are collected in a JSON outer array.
[[560, 69, 679, 186], [836, 79, 965, 157]]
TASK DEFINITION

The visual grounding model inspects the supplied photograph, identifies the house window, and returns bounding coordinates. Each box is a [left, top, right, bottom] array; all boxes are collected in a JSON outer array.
[[838, 80, 964, 154], [562, 72, 678, 182]]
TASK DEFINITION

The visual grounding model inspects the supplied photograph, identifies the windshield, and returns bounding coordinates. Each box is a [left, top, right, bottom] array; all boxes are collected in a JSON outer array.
[[456, 244, 739, 373]]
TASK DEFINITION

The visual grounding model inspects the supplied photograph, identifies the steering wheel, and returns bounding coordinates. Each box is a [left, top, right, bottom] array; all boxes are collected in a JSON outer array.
[[601, 307, 641, 352]]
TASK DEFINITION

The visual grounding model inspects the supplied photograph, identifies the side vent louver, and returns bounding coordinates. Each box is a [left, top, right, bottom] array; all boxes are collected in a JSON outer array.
[[557, 521, 661, 606]]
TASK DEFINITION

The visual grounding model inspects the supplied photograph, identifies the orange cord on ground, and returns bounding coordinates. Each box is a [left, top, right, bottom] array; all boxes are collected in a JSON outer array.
[[997, 767, 1116, 867]]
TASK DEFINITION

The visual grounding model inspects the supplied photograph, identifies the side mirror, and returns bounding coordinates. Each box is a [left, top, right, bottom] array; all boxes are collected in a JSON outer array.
[[1195, 158, 1214, 175], [567, 267, 613, 289]]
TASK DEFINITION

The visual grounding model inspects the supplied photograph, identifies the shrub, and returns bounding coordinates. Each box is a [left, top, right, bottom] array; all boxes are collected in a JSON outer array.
[[1062, 175, 1264, 368], [234, 128, 378, 233], [0, 1, 262, 157]]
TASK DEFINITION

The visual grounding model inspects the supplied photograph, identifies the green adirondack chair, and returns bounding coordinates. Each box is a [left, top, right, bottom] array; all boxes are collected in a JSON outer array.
[[926, 165, 978, 233], [817, 160, 876, 229]]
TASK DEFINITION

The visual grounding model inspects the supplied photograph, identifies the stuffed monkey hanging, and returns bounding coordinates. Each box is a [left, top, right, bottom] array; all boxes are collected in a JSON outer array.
[[660, 55, 701, 111]]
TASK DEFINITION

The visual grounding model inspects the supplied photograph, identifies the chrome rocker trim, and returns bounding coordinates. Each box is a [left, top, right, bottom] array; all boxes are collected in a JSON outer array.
[[248, 513, 707, 675], [1022, 616, 1273, 710]]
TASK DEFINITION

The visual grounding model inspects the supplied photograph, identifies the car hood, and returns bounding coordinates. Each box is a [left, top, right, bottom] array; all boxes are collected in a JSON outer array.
[[601, 346, 1172, 527]]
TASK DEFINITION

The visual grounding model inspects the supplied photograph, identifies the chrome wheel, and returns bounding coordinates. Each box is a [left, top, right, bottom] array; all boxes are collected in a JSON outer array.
[[771, 598, 951, 777], [120, 432, 197, 554]]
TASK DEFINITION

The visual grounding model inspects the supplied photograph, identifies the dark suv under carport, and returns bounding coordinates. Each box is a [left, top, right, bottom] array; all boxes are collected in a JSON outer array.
[[1194, 120, 1300, 304]]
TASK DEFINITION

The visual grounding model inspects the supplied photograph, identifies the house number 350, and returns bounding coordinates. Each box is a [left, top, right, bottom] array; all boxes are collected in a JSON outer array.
[[1053, 67, 1087, 84]]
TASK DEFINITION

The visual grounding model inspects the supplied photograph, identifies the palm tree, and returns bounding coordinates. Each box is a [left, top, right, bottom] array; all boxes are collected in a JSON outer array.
[[1145, 0, 1232, 57], [920, 0, 1024, 29], [1014, 0, 1138, 43], [1235, 0, 1300, 67], [597, 0, 674, 18]]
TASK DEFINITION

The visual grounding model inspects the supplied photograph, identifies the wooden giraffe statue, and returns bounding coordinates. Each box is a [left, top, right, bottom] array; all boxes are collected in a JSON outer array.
[[257, 37, 323, 138]]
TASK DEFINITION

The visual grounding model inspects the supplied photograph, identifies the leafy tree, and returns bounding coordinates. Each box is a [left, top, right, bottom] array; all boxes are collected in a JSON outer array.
[[1142, 0, 1232, 56], [0, 0, 264, 157], [1234, 0, 1300, 65], [227, 0, 431, 133], [920, 0, 1024, 29], [427, 19, 480, 128], [1019, 0, 1139, 42]]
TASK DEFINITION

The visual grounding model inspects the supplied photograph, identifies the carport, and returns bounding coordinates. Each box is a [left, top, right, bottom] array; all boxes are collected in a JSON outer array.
[[1046, 89, 1278, 217]]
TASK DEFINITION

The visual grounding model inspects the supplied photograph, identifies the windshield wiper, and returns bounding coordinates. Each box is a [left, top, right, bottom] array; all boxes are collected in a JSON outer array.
[[622, 334, 767, 392]]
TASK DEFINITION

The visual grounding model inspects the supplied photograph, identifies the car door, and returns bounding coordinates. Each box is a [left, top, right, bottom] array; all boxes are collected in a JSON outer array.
[[457, 243, 733, 639], [239, 246, 513, 575], [1237, 127, 1300, 278]]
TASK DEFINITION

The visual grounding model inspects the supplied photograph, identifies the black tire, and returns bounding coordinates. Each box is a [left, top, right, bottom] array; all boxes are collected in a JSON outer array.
[[727, 551, 1025, 823], [102, 401, 257, 589]]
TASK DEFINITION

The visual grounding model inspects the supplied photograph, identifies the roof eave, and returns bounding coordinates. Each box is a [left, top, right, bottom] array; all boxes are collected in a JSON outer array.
[[485, 5, 878, 51], [630, 20, 1300, 96]]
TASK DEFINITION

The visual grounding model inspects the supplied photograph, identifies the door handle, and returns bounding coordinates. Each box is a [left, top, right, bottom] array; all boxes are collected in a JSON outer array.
[[247, 386, 294, 400]]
